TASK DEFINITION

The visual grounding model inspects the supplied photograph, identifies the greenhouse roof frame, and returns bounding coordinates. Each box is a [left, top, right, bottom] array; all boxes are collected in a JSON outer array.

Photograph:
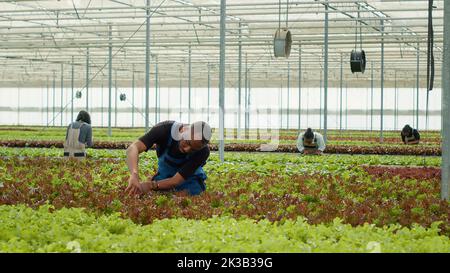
[[0, 0, 444, 88]]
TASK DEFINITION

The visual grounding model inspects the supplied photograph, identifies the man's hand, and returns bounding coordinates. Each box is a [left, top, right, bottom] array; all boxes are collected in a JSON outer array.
[[125, 173, 143, 196]]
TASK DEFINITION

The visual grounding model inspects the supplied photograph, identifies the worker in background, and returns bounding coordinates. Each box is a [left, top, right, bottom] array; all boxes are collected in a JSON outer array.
[[126, 120, 212, 196], [297, 128, 326, 155], [64, 110, 93, 158], [401, 124, 420, 145]]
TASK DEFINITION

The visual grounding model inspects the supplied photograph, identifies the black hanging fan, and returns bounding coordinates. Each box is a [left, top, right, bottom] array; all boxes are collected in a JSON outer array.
[[119, 93, 126, 101], [350, 5, 366, 73], [75, 91, 82, 98]]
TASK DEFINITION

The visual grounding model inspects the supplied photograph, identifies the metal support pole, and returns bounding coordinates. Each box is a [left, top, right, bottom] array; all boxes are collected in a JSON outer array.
[[108, 25, 113, 137], [207, 63, 211, 124], [17, 86, 20, 125], [145, 0, 151, 132], [380, 20, 385, 142], [323, 1, 329, 143], [306, 87, 309, 126], [319, 69, 322, 130], [179, 69, 182, 121], [340, 53, 343, 132], [46, 76, 49, 126], [394, 70, 398, 130], [155, 56, 159, 124], [287, 62, 290, 130], [441, 1, 450, 200], [60, 63, 64, 126], [280, 82, 283, 129], [248, 70, 251, 131], [416, 43, 420, 130], [188, 43, 192, 124], [101, 81, 104, 127], [71, 56, 74, 122], [219, 0, 226, 162], [52, 71, 55, 126], [345, 86, 350, 130], [298, 44, 302, 130], [238, 23, 242, 136], [245, 52, 248, 135], [41, 86, 44, 124], [132, 64, 135, 128], [115, 69, 118, 127], [86, 47, 89, 111], [371, 61, 374, 131], [414, 87, 417, 128]]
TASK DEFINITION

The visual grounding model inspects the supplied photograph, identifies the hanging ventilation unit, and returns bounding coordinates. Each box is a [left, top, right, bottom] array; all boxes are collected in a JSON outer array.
[[350, 50, 366, 73], [119, 93, 126, 101], [273, 0, 292, 58], [350, 5, 366, 73], [76, 91, 82, 98], [274, 28, 292, 58]]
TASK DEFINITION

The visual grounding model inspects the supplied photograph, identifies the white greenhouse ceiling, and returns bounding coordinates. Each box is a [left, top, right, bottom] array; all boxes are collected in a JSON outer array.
[[0, 0, 444, 88]]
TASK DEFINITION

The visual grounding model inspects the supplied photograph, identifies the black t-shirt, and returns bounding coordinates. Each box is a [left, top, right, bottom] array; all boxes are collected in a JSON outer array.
[[139, 120, 210, 179], [401, 129, 420, 143]]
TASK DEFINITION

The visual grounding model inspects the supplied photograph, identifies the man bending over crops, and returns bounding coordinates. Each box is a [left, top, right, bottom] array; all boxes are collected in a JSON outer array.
[[125, 120, 212, 196], [401, 124, 420, 145], [297, 128, 326, 155]]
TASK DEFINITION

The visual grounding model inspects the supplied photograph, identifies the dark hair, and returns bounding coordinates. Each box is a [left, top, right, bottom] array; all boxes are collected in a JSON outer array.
[[190, 121, 212, 145], [402, 124, 412, 136], [304, 128, 314, 140], [76, 110, 91, 124]]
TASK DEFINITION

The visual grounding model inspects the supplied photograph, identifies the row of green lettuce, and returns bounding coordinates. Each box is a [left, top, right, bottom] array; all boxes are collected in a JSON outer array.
[[0, 205, 448, 253], [0, 126, 441, 144], [0, 147, 441, 168], [0, 147, 441, 182]]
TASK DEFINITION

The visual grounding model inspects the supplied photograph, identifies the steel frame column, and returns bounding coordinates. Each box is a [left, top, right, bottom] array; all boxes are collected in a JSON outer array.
[[52, 70, 55, 127], [245, 52, 248, 136], [319, 69, 322, 130], [132, 64, 135, 128], [371, 61, 374, 131], [394, 70, 398, 130], [323, 1, 329, 142], [86, 47, 89, 111], [188, 43, 192, 124], [17, 85, 20, 125], [101, 81, 104, 127], [340, 53, 343, 132], [345, 84, 348, 130], [145, 0, 151, 132], [115, 69, 118, 127], [71, 56, 74, 122], [46, 76, 49, 126], [179, 68, 182, 122], [155, 56, 159, 124], [108, 25, 113, 137], [287, 62, 290, 130], [219, 0, 226, 162], [238, 23, 242, 136], [298, 44, 302, 130], [416, 43, 420, 130], [380, 19, 385, 142], [207, 63, 211, 124], [60, 63, 64, 126], [441, 1, 450, 200]]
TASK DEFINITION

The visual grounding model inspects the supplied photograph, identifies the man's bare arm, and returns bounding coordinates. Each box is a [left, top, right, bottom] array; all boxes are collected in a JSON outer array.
[[141, 173, 185, 193], [125, 140, 148, 195]]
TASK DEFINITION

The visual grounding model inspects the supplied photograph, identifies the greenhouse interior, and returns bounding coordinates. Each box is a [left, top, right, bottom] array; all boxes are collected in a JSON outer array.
[[0, 0, 449, 255]]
